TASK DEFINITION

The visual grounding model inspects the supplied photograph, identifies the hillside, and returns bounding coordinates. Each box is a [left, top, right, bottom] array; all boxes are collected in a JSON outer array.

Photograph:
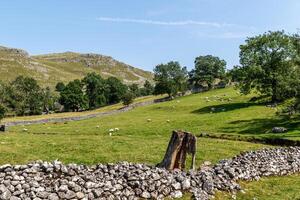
[[0, 46, 153, 87]]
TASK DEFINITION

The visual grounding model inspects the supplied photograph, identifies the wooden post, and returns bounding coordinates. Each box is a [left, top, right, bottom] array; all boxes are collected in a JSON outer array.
[[157, 130, 197, 170]]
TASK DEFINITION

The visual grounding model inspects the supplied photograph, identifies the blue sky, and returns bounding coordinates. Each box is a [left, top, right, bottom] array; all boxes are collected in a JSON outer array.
[[0, 0, 299, 71]]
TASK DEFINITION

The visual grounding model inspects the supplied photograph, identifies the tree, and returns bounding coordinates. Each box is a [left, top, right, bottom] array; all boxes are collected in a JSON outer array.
[[82, 73, 107, 109], [55, 82, 65, 92], [143, 80, 154, 95], [121, 91, 135, 106], [59, 79, 88, 112], [189, 55, 226, 89], [10, 76, 44, 115], [129, 83, 140, 97], [42, 87, 56, 113], [105, 77, 127, 104], [237, 31, 299, 102], [0, 103, 6, 121], [153, 61, 188, 97]]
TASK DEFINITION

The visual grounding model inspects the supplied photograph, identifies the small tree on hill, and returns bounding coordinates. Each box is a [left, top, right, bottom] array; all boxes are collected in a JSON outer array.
[[153, 61, 188, 97], [105, 77, 127, 104], [55, 82, 65, 92], [129, 83, 140, 97], [121, 91, 135, 106], [59, 79, 88, 112], [82, 73, 107, 109], [10, 76, 44, 115], [189, 55, 226, 90], [143, 80, 154, 95]]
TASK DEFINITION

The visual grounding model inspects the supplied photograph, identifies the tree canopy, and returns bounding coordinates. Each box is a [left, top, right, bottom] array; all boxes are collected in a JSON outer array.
[[189, 55, 226, 89], [105, 77, 128, 104], [153, 61, 188, 97], [82, 72, 107, 109], [59, 79, 88, 112], [234, 31, 299, 102]]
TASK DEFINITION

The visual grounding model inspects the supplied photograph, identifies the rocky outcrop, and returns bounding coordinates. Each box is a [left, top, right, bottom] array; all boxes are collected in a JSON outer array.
[[0, 147, 299, 199]]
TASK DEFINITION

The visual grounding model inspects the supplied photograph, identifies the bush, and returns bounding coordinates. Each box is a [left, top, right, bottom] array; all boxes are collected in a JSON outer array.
[[122, 92, 135, 106], [277, 97, 300, 115], [0, 104, 6, 121]]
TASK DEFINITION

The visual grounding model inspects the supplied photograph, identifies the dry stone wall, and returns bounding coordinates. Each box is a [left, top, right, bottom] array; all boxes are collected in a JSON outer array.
[[0, 147, 300, 199]]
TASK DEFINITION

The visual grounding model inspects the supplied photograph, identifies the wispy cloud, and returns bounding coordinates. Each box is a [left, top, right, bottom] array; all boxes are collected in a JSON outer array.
[[96, 17, 234, 28]]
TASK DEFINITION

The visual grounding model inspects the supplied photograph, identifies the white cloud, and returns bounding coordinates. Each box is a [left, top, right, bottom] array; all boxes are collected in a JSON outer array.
[[96, 17, 234, 28]]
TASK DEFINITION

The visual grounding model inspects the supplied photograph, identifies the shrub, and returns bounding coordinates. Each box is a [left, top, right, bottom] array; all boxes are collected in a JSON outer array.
[[122, 92, 135, 106]]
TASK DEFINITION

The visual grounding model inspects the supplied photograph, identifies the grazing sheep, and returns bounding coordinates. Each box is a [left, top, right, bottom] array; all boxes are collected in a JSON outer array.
[[109, 128, 114, 132], [96, 125, 100, 128], [23, 128, 28, 132], [147, 119, 152, 122], [114, 128, 119, 131], [166, 120, 170, 123]]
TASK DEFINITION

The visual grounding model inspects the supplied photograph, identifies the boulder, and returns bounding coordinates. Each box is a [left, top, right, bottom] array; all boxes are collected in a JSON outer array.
[[272, 127, 288, 133]]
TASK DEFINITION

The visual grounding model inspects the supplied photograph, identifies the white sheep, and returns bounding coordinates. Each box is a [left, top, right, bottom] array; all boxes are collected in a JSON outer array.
[[96, 125, 100, 128], [147, 119, 152, 122], [114, 128, 119, 131], [23, 128, 28, 132], [109, 128, 114, 132]]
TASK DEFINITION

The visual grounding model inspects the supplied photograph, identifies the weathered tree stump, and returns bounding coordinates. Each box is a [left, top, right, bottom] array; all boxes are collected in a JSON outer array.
[[157, 130, 197, 170]]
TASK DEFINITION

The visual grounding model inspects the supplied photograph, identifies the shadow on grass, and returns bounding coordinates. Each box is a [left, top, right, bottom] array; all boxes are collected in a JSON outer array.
[[191, 102, 260, 114], [221, 115, 300, 136]]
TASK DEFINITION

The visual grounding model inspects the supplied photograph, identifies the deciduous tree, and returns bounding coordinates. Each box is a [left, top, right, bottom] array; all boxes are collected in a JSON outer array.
[[154, 61, 188, 97]]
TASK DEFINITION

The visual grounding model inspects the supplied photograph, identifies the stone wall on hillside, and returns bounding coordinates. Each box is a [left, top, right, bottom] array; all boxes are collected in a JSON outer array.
[[3, 97, 170, 129]]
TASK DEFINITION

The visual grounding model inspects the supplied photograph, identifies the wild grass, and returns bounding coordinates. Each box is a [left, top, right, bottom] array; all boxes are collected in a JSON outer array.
[[1, 87, 300, 199]]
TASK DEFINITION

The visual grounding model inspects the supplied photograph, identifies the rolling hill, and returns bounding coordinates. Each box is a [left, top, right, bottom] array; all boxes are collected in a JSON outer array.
[[0, 46, 153, 88]]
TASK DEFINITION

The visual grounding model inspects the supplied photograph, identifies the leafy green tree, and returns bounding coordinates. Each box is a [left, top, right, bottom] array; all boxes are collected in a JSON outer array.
[[189, 55, 226, 89], [143, 80, 154, 95], [55, 82, 65, 92], [237, 31, 299, 102], [129, 83, 140, 97], [105, 77, 127, 104], [121, 91, 135, 106], [42, 87, 56, 113], [153, 61, 188, 97], [10, 76, 44, 115], [0, 103, 6, 121], [82, 73, 107, 109], [59, 79, 88, 112]]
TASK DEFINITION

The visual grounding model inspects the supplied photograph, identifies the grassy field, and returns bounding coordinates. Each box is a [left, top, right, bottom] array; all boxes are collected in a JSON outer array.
[[215, 174, 300, 200], [1, 87, 300, 199], [3, 95, 165, 123]]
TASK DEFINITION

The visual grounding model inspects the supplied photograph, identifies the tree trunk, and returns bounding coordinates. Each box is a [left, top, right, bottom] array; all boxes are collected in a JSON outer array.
[[157, 130, 197, 170]]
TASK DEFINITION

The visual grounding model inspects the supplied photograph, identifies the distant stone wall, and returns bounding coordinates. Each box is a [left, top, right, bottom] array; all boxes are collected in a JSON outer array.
[[4, 97, 170, 128]]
